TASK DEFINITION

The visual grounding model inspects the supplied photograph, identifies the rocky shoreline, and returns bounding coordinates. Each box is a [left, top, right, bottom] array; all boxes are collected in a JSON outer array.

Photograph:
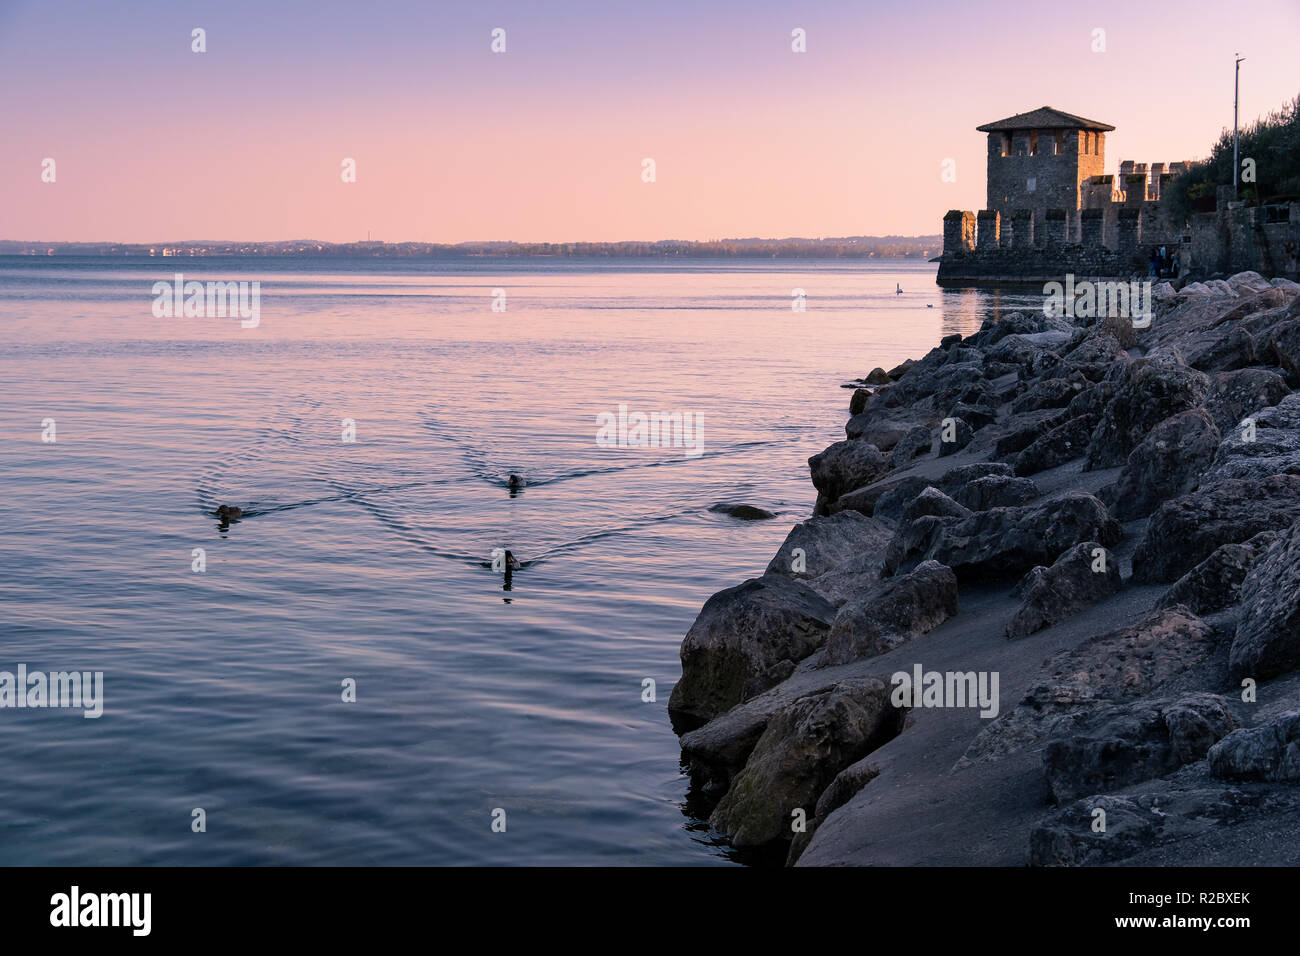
[[669, 271, 1300, 866]]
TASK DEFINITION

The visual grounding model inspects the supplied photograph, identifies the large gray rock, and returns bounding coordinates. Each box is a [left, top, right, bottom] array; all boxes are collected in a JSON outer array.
[[1203, 368, 1290, 435], [822, 560, 959, 665], [1083, 360, 1211, 470], [1131, 475, 1300, 583], [708, 677, 903, 847], [1102, 409, 1220, 520], [1201, 392, 1300, 484], [935, 416, 974, 457], [1231, 520, 1300, 682], [889, 425, 932, 468], [852, 476, 933, 524], [1156, 531, 1281, 615], [884, 492, 1121, 581], [765, 510, 894, 582], [1013, 414, 1094, 476], [1041, 694, 1238, 803], [1056, 330, 1128, 381], [901, 487, 970, 521], [993, 407, 1072, 459], [1029, 788, 1276, 867], [950, 474, 1040, 511], [668, 575, 836, 728], [960, 606, 1219, 766], [1228, 271, 1275, 295], [845, 409, 927, 450], [1011, 375, 1090, 413], [808, 440, 889, 504], [1005, 541, 1122, 639], [1012, 381, 1116, 476], [1041, 694, 1238, 802], [1208, 712, 1300, 781], [867, 463, 1013, 525]]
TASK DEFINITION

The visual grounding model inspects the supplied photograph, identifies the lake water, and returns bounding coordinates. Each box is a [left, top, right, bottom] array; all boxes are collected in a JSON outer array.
[[0, 256, 1036, 865]]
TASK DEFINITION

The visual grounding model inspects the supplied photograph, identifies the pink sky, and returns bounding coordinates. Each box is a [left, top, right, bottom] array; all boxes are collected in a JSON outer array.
[[1, 0, 1296, 243]]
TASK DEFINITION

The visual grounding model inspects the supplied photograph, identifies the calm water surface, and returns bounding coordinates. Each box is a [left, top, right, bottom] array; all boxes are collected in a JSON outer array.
[[0, 256, 1036, 864]]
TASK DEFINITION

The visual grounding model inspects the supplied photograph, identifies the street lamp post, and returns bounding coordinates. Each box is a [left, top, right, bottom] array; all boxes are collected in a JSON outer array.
[[1233, 54, 1245, 199]]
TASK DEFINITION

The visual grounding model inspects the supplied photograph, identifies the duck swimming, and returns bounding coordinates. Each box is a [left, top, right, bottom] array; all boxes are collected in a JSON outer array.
[[214, 504, 243, 521], [503, 549, 522, 571], [507, 474, 525, 490]]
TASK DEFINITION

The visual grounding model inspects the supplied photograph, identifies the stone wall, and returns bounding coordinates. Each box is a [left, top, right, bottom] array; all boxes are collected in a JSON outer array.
[[938, 195, 1300, 286]]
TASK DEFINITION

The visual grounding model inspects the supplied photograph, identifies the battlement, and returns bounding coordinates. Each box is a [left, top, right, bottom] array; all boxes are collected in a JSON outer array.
[[937, 104, 1298, 284]]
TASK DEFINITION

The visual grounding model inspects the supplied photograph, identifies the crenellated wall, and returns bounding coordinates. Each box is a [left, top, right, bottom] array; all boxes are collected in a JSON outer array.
[[938, 196, 1300, 285], [936, 154, 1247, 285]]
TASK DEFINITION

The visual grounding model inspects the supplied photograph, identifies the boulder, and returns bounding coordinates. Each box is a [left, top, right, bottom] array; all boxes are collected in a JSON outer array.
[[1042, 694, 1238, 802], [886, 358, 916, 380], [1201, 391, 1300, 484], [1227, 271, 1274, 295], [884, 492, 1121, 581], [848, 388, 871, 416], [765, 510, 894, 581], [1029, 789, 1273, 867], [1156, 531, 1281, 615], [822, 561, 959, 666], [1102, 409, 1220, 520], [845, 410, 919, 449], [1057, 331, 1127, 381], [993, 407, 1072, 458], [949, 474, 1039, 511], [709, 502, 777, 520], [1208, 712, 1300, 781], [946, 401, 997, 431], [1263, 317, 1300, 383], [1203, 368, 1290, 435], [1011, 376, 1090, 413], [1014, 415, 1095, 476], [1131, 475, 1300, 583], [1005, 541, 1122, 639], [937, 461, 1016, 486], [668, 575, 837, 728], [864, 367, 890, 385], [1083, 360, 1211, 469], [901, 487, 970, 521], [936, 416, 973, 457], [679, 698, 784, 799], [856, 476, 933, 524], [801, 551, 887, 608], [808, 440, 889, 503], [960, 606, 1219, 766], [889, 425, 932, 468], [708, 677, 903, 847], [1231, 519, 1300, 682]]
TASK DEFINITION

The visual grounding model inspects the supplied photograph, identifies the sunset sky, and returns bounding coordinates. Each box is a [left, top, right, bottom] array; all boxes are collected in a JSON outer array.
[[2, 0, 1297, 243]]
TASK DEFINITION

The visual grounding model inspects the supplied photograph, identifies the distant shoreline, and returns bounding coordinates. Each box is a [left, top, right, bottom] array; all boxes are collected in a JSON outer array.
[[0, 236, 941, 260]]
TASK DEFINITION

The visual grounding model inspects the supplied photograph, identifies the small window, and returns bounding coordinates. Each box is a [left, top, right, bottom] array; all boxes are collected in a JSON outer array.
[[1054, 131, 1063, 155], [1029, 131, 1039, 156], [1026, 178, 1037, 192], [1001, 133, 1011, 157]]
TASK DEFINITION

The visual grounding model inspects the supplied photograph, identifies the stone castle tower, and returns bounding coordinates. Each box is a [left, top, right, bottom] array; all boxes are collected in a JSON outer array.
[[978, 106, 1114, 244]]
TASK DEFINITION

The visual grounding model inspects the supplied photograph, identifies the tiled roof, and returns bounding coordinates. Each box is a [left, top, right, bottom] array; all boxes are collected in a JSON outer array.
[[976, 107, 1115, 132]]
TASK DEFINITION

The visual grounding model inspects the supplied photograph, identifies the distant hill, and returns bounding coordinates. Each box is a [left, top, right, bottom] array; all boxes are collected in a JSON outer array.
[[0, 236, 942, 259]]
